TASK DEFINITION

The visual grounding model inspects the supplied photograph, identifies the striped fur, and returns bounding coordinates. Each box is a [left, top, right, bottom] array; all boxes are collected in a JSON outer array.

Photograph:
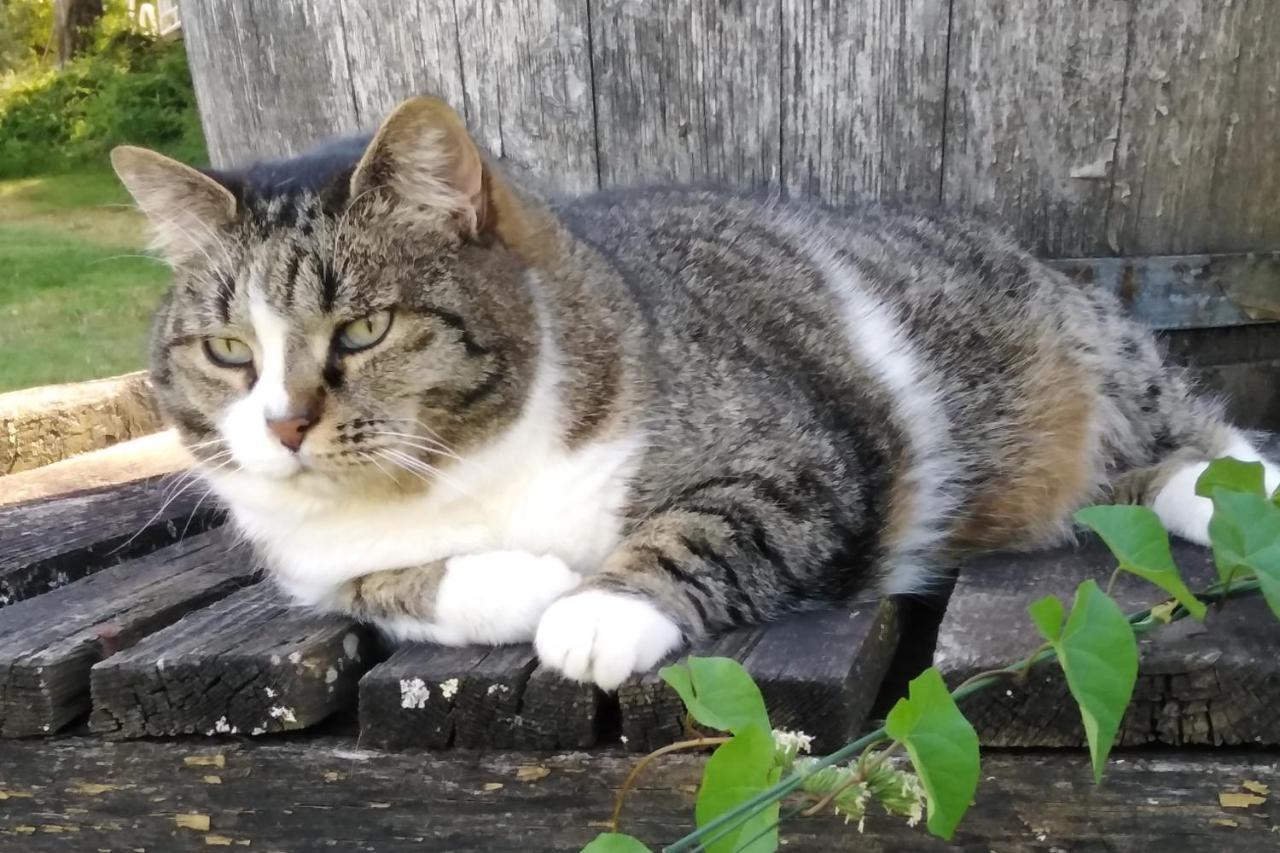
[[114, 97, 1269, 689]]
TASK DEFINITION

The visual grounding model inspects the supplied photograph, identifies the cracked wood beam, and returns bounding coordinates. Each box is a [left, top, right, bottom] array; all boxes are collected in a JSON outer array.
[[90, 584, 373, 739], [0, 530, 254, 737], [0, 476, 222, 609], [934, 533, 1280, 746], [618, 600, 900, 754], [358, 644, 602, 751]]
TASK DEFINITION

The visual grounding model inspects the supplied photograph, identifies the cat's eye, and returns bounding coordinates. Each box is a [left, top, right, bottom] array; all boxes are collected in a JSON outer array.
[[203, 337, 254, 368], [336, 309, 394, 353]]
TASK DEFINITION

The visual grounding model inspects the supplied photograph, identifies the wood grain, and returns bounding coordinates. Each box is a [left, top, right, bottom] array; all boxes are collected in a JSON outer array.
[[178, 0, 1280, 260], [590, 0, 780, 191], [1108, 0, 1280, 255], [359, 643, 601, 750], [0, 476, 221, 609], [90, 584, 372, 739], [454, 0, 598, 194], [781, 0, 949, 205], [935, 535, 1280, 746], [178, 0, 362, 166], [0, 371, 159, 475], [0, 531, 253, 738], [942, 0, 1133, 257], [0, 738, 1275, 851], [619, 601, 899, 753]]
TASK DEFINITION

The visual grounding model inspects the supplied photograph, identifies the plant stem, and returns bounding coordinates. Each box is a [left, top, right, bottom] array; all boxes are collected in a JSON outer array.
[[610, 736, 730, 832], [663, 576, 1265, 852]]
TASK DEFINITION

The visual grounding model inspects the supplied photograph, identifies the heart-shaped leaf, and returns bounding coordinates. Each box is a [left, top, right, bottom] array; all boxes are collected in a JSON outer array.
[[1204, 489, 1280, 619], [884, 667, 980, 840], [659, 657, 770, 736], [1075, 505, 1205, 619], [695, 724, 780, 853], [1031, 580, 1138, 782], [1195, 457, 1266, 498]]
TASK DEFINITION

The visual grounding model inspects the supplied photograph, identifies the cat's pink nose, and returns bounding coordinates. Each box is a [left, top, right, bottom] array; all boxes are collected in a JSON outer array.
[[266, 392, 323, 452], [266, 415, 314, 452]]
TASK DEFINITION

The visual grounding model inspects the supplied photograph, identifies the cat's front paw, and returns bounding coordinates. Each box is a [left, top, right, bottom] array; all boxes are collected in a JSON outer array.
[[535, 590, 684, 690], [432, 552, 583, 645]]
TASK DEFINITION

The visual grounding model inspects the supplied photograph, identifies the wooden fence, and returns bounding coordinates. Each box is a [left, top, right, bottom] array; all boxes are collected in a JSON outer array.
[[179, 0, 1279, 260]]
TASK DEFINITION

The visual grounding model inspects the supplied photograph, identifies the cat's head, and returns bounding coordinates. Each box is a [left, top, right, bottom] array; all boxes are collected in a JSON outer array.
[[113, 97, 542, 503]]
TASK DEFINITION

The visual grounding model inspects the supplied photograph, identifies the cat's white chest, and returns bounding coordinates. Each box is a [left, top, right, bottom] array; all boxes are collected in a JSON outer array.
[[217, 432, 643, 605]]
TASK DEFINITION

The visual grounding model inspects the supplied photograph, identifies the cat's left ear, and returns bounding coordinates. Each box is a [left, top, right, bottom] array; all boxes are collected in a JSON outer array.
[[350, 96, 491, 239]]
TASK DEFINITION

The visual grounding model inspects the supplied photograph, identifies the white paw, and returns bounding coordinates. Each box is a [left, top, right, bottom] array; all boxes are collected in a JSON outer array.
[[393, 551, 581, 646], [535, 590, 684, 691], [1152, 461, 1214, 546]]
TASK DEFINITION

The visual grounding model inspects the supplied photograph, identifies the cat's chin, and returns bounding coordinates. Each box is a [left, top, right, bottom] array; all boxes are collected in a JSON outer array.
[[206, 460, 423, 515]]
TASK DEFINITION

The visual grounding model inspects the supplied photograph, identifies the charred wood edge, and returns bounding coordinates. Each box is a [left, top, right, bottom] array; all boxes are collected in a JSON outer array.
[[0, 475, 224, 608], [0, 737, 1275, 850], [90, 583, 373, 739], [935, 531, 1280, 746], [0, 530, 254, 738], [618, 600, 901, 753]]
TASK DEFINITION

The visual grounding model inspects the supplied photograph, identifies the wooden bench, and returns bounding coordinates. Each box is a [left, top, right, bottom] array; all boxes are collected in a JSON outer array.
[[0, 440, 1278, 849]]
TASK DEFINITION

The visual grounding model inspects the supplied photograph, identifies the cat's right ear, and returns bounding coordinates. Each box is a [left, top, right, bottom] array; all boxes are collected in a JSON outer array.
[[110, 146, 238, 266]]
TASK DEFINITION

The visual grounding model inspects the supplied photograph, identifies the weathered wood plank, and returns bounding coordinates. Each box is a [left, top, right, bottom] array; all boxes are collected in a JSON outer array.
[[781, 0, 948, 205], [358, 644, 492, 750], [0, 430, 191, 509], [942, 0, 1133, 258], [935, 535, 1280, 746], [1050, 253, 1280, 331], [619, 601, 899, 753], [590, 0, 780, 191], [453, 0, 598, 193], [0, 371, 159, 476], [0, 476, 222, 608], [359, 643, 601, 750], [1163, 323, 1280, 431], [511, 664, 604, 750], [90, 584, 372, 739], [0, 530, 253, 738], [1108, 0, 1280, 255], [178, 0, 361, 166], [0, 738, 1275, 851], [338, 0, 468, 133]]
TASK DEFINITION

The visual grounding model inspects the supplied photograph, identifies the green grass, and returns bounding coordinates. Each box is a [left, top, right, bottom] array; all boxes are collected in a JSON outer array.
[[0, 168, 168, 391]]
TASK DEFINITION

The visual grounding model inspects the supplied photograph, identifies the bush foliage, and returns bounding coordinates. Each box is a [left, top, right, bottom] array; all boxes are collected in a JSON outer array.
[[0, 3, 205, 178]]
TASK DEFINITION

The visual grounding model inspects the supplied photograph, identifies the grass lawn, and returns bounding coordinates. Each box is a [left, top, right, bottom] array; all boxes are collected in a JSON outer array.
[[0, 169, 169, 392]]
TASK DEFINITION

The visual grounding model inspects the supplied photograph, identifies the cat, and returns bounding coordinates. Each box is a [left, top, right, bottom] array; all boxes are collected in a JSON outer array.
[[111, 96, 1279, 690]]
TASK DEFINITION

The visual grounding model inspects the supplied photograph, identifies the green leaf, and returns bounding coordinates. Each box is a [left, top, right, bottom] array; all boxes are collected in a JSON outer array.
[[659, 657, 770, 736], [1028, 594, 1065, 640], [884, 667, 980, 840], [1074, 505, 1206, 619], [1031, 580, 1138, 782], [695, 725, 780, 853], [1195, 457, 1266, 498], [1205, 489, 1280, 619], [580, 833, 651, 853]]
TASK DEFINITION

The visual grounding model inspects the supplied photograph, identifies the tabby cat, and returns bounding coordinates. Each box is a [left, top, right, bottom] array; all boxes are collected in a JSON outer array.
[[111, 97, 1278, 689]]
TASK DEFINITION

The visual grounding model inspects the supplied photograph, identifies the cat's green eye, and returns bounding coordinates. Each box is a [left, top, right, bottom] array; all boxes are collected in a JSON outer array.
[[203, 337, 253, 368], [336, 309, 394, 353]]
